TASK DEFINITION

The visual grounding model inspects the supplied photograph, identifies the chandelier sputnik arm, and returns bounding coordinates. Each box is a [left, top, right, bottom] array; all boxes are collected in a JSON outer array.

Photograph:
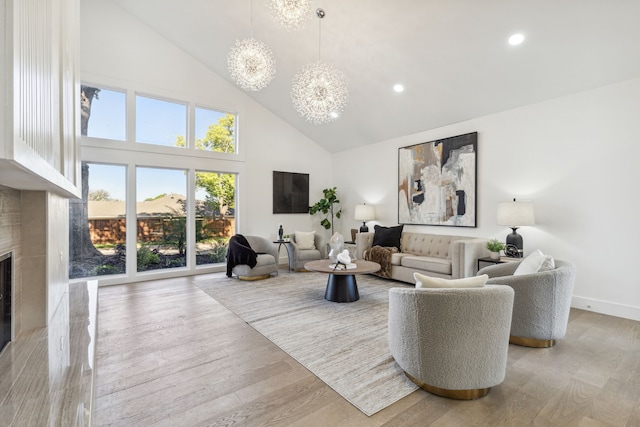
[[227, 0, 277, 92], [291, 8, 348, 124]]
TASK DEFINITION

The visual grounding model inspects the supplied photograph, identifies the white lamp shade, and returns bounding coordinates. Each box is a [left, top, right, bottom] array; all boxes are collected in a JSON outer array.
[[354, 204, 375, 221], [497, 200, 535, 226]]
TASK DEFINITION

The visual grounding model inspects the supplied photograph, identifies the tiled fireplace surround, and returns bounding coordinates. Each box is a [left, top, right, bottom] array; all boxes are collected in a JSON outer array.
[[0, 185, 69, 339], [0, 185, 97, 424]]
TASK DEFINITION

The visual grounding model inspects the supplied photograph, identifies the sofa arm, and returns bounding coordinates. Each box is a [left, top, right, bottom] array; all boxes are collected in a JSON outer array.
[[450, 238, 491, 278], [355, 232, 374, 260]]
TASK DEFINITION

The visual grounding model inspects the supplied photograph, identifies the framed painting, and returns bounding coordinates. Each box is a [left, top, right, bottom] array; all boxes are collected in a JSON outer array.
[[273, 171, 310, 214], [398, 132, 477, 227]]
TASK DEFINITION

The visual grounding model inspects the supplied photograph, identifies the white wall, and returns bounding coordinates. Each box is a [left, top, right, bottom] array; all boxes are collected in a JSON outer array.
[[80, 0, 333, 267], [334, 77, 640, 321]]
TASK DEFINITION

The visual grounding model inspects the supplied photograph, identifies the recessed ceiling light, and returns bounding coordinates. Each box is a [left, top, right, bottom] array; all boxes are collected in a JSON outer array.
[[393, 84, 404, 93], [508, 33, 525, 46]]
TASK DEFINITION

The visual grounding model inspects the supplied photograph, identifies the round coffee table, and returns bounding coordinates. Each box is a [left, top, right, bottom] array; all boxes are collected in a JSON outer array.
[[304, 259, 381, 303]]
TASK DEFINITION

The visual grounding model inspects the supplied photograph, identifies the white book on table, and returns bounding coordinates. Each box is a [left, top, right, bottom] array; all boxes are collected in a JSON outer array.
[[329, 263, 357, 270]]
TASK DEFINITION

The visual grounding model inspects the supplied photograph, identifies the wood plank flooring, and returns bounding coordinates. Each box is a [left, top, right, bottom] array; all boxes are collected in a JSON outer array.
[[94, 272, 640, 426]]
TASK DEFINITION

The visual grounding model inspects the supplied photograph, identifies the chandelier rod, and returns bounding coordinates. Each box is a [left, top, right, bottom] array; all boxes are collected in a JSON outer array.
[[250, 0, 254, 37], [317, 8, 325, 62]]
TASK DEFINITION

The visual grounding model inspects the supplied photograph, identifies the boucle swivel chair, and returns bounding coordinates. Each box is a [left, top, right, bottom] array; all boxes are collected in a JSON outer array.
[[479, 259, 576, 347], [388, 285, 514, 399], [227, 235, 278, 280]]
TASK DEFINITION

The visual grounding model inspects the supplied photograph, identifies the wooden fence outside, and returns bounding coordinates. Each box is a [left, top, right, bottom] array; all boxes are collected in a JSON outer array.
[[89, 217, 235, 245]]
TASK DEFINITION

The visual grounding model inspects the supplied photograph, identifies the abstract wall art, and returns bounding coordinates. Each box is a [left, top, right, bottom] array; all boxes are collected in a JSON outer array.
[[398, 132, 477, 227], [273, 171, 310, 214]]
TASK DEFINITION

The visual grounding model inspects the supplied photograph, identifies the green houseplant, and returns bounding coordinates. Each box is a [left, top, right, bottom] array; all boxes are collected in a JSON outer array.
[[309, 187, 342, 235], [486, 239, 505, 260]]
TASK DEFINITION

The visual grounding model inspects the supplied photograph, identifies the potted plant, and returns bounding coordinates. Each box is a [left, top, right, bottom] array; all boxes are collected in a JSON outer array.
[[309, 187, 342, 235], [486, 239, 505, 260]]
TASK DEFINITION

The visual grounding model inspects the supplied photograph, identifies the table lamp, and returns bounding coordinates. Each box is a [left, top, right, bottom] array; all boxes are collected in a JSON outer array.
[[496, 198, 535, 258], [354, 204, 375, 232]]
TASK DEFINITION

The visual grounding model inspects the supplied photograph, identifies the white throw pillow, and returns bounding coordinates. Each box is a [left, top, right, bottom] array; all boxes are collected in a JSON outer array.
[[295, 231, 316, 250], [414, 272, 488, 288], [513, 249, 555, 276]]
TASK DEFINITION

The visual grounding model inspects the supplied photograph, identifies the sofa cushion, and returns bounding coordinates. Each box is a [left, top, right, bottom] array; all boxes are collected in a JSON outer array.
[[400, 233, 458, 259], [372, 225, 404, 250], [390, 252, 408, 265], [414, 273, 489, 288], [514, 249, 555, 276], [295, 230, 316, 250], [401, 255, 452, 275]]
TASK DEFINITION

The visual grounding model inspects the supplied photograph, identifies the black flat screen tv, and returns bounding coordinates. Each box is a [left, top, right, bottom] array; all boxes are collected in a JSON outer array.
[[273, 171, 309, 214]]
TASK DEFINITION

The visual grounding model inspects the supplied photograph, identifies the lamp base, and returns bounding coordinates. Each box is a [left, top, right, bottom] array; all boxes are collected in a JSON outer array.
[[359, 222, 369, 233], [505, 227, 523, 258]]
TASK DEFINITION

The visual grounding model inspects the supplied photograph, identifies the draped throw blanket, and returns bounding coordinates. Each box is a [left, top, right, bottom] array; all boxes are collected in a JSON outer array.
[[226, 234, 257, 277], [365, 245, 399, 278]]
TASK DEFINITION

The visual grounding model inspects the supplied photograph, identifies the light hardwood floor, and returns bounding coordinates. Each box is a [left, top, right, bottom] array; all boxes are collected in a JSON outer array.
[[94, 272, 640, 426]]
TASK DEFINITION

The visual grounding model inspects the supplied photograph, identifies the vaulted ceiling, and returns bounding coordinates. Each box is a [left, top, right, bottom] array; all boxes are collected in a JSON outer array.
[[112, 0, 640, 153]]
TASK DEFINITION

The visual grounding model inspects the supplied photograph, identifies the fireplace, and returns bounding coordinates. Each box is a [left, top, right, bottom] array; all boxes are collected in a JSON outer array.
[[0, 252, 11, 352]]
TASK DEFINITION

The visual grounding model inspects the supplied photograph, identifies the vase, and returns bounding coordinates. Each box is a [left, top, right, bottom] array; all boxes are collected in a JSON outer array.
[[490, 251, 500, 260]]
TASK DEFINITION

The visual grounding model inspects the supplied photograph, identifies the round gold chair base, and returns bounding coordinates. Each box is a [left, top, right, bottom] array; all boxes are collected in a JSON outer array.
[[510, 335, 555, 348], [293, 268, 311, 272], [238, 274, 271, 281], [406, 373, 490, 400]]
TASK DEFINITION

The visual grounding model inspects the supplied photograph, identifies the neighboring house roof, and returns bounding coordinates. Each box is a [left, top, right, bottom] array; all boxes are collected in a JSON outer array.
[[88, 193, 186, 219]]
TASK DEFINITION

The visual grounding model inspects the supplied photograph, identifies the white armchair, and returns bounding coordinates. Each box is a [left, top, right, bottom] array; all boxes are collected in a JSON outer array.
[[286, 232, 325, 271], [228, 235, 278, 280], [479, 259, 576, 347], [388, 285, 514, 399]]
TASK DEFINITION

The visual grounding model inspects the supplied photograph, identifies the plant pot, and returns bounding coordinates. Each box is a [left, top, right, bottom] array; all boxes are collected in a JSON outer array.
[[490, 251, 500, 260]]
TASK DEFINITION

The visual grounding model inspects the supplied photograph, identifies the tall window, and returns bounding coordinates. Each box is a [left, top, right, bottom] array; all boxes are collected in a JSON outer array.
[[195, 171, 236, 265], [136, 167, 187, 272], [69, 162, 126, 279]]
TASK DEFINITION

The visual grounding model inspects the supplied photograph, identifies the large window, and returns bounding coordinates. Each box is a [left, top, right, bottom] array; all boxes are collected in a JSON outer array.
[[69, 162, 126, 279], [136, 167, 188, 272], [73, 83, 240, 283], [195, 171, 236, 265]]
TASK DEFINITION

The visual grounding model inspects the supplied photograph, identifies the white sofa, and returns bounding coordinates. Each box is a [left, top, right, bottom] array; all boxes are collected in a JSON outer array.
[[356, 231, 490, 283]]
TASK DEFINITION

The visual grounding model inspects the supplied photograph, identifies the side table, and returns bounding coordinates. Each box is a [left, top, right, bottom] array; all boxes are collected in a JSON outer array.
[[273, 240, 292, 272]]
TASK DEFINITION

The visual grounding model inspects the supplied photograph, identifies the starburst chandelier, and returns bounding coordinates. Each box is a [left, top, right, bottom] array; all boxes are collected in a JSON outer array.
[[268, 0, 312, 32], [228, 0, 276, 92], [291, 8, 348, 124]]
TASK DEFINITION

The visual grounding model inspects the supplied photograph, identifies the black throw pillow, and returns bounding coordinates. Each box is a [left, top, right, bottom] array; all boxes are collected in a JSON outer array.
[[372, 225, 404, 250]]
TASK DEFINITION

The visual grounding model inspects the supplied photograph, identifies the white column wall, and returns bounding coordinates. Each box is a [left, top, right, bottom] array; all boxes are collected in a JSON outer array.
[[334, 77, 640, 321]]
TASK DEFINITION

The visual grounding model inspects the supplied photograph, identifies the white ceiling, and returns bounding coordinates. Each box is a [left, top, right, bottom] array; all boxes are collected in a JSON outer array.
[[111, 0, 640, 153]]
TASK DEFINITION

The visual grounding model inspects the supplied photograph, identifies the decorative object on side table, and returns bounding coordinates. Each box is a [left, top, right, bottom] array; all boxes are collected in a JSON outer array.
[[486, 239, 505, 260], [278, 224, 284, 241], [354, 203, 375, 232], [497, 198, 535, 258]]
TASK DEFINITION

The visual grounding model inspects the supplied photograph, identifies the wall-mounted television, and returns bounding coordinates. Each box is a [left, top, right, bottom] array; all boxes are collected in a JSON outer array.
[[273, 171, 309, 214]]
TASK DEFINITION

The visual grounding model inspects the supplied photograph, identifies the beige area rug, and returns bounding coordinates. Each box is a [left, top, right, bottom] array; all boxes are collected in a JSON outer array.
[[194, 272, 418, 416]]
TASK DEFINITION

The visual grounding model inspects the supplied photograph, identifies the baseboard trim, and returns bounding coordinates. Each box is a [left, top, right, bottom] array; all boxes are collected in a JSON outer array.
[[572, 296, 640, 322]]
